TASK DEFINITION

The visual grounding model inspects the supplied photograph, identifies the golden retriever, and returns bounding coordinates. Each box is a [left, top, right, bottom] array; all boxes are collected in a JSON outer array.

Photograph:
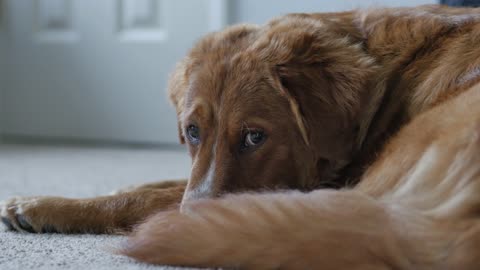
[[2, 5, 480, 269]]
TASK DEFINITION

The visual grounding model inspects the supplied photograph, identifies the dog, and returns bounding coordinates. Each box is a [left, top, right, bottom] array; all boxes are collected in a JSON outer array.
[[2, 4, 480, 269]]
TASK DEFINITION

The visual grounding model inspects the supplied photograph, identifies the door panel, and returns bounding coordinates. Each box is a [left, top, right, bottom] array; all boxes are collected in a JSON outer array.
[[3, 0, 226, 144]]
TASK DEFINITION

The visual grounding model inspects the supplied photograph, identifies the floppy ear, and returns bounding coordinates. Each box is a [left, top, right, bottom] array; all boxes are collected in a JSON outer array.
[[258, 24, 373, 119], [255, 17, 377, 176], [269, 60, 363, 172], [269, 67, 310, 147], [167, 60, 189, 144]]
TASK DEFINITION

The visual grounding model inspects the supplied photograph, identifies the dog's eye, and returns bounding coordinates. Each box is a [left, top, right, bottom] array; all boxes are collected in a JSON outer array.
[[186, 124, 200, 144], [242, 130, 266, 150]]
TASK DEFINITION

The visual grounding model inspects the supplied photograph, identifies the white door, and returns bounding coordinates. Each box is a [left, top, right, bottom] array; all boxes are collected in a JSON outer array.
[[1, 0, 227, 144]]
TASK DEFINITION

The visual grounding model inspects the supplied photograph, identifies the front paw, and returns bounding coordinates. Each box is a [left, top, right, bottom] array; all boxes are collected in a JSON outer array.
[[0, 197, 58, 233]]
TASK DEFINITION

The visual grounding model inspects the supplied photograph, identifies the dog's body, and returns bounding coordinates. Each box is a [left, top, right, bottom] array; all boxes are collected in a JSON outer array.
[[2, 5, 480, 269]]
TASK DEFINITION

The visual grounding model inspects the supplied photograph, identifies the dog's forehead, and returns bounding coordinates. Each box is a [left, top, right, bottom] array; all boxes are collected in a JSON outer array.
[[189, 52, 272, 102], [185, 58, 287, 128]]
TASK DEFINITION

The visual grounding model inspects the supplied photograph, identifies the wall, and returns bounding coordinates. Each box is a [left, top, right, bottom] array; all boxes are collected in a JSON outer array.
[[230, 0, 437, 24]]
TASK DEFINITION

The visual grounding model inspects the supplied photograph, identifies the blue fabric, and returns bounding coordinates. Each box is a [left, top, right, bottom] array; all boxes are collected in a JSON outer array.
[[440, 0, 480, 7]]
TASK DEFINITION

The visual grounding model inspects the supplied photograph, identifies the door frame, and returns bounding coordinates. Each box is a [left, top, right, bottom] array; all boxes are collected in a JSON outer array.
[[208, 0, 229, 31]]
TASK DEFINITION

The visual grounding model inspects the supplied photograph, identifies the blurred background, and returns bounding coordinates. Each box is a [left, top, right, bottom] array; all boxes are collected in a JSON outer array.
[[0, 0, 441, 147]]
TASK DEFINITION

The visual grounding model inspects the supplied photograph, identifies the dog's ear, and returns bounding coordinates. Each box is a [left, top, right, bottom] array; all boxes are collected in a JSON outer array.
[[168, 60, 189, 144], [257, 18, 373, 118], [269, 67, 310, 147], [256, 17, 377, 175]]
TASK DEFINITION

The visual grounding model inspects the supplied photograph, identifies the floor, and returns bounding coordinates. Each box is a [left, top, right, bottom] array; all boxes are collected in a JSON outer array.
[[0, 143, 202, 270]]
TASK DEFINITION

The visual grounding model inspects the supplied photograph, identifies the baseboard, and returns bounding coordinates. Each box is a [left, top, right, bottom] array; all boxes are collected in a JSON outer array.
[[0, 134, 186, 151]]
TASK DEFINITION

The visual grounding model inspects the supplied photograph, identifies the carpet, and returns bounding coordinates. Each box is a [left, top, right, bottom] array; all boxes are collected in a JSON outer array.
[[0, 143, 203, 270]]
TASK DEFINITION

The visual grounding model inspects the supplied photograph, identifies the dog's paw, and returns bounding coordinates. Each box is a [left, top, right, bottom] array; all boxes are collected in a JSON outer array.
[[0, 196, 59, 233]]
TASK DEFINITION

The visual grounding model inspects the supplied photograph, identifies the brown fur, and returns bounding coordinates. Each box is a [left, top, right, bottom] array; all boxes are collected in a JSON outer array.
[[2, 4, 480, 269]]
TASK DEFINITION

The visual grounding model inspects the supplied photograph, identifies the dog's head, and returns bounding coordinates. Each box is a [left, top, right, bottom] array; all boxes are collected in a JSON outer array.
[[169, 15, 377, 203]]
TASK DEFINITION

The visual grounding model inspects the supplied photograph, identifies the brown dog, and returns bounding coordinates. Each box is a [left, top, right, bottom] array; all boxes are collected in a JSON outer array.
[[2, 4, 480, 269]]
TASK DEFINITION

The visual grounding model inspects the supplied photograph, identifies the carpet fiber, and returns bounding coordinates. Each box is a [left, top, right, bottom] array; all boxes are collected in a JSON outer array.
[[0, 143, 203, 270]]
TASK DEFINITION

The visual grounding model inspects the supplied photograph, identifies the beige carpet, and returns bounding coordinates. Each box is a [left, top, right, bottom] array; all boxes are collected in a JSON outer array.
[[0, 143, 203, 270]]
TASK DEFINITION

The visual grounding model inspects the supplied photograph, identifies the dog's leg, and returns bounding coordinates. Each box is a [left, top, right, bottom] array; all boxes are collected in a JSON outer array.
[[0, 184, 185, 234]]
